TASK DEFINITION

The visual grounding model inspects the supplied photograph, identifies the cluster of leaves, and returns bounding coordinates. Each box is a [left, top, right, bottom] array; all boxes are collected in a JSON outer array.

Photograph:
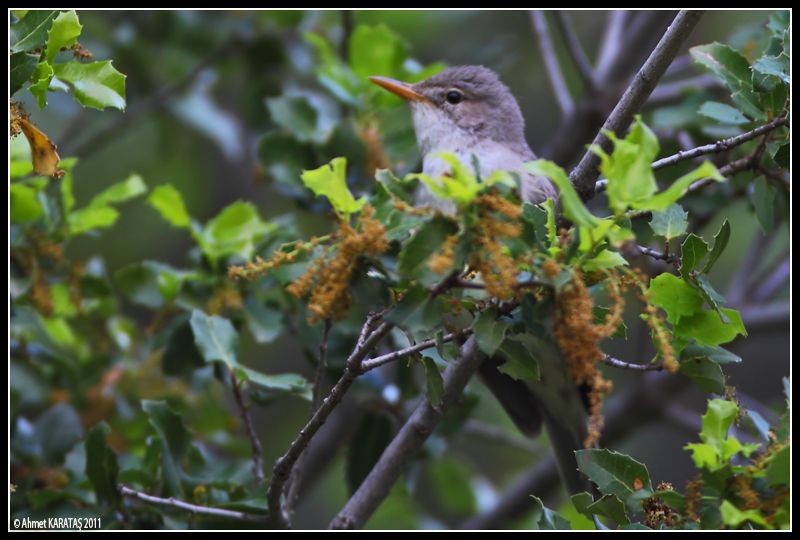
[[530, 391, 789, 530], [10, 10, 789, 530]]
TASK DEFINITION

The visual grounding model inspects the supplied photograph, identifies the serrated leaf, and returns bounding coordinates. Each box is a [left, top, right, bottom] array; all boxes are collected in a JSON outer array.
[[752, 55, 790, 84], [674, 308, 746, 346], [29, 61, 55, 108], [530, 495, 572, 530], [587, 494, 629, 525], [142, 400, 191, 496], [698, 101, 750, 125], [45, 10, 82, 63], [649, 203, 688, 239], [752, 177, 776, 233], [422, 357, 445, 408], [680, 233, 709, 279], [10, 51, 38, 96], [702, 219, 730, 273], [300, 157, 365, 217], [52, 60, 127, 111], [148, 184, 192, 229], [473, 309, 510, 357], [525, 160, 597, 227], [10, 10, 58, 52], [397, 215, 458, 278], [85, 422, 120, 507], [647, 273, 704, 324], [638, 161, 725, 212], [575, 449, 652, 509]]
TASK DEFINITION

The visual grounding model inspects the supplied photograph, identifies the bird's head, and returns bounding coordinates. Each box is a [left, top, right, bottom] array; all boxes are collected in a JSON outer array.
[[369, 65, 528, 155]]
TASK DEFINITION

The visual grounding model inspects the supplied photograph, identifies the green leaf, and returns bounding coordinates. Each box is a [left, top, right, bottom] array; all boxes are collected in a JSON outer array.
[[162, 320, 205, 375], [497, 336, 540, 381], [753, 55, 790, 84], [45, 10, 82, 63], [752, 177, 776, 233], [674, 308, 746, 346], [200, 201, 272, 261], [679, 356, 725, 393], [85, 422, 120, 507], [115, 261, 197, 308], [530, 495, 572, 530], [690, 43, 766, 120], [694, 274, 729, 322], [244, 299, 283, 344], [346, 411, 393, 495], [702, 220, 731, 273], [34, 403, 83, 465], [525, 160, 598, 227], [10, 10, 58, 52], [591, 116, 659, 214], [586, 494, 629, 525], [68, 205, 120, 235], [681, 343, 741, 365], [680, 233, 709, 279], [300, 157, 366, 217], [647, 273, 704, 324], [422, 357, 445, 408], [148, 184, 192, 229], [473, 309, 510, 357], [349, 24, 409, 80], [89, 173, 147, 208], [764, 445, 789, 486], [683, 399, 754, 472], [698, 101, 750, 124], [142, 400, 191, 496], [385, 285, 445, 334], [575, 449, 652, 508], [638, 161, 725, 212], [10, 183, 44, 223], [397, 215, 458, 278], [266, 95, 327, 144], [649, 203, 688, 239], [10, 51, 38, 96], [30, 61, 55, 108], [410, 154, 515, 207], [52, 60, 127, 111], [720, 500, 769, 528], [189, 310, 238, 365]]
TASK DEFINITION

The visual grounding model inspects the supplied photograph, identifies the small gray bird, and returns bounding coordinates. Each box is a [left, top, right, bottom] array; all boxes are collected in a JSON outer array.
[[369, 65, 557, 212], [370, 66, 589, 495]]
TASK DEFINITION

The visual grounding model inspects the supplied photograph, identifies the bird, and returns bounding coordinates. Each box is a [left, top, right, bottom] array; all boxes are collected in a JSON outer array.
[[369, 65, 590, 495]]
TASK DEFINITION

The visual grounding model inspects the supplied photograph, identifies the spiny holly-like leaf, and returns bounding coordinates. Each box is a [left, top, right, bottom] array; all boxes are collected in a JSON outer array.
[[45, 10, 82, 63], [10, 10, 58, 52], [575, 449, 652, 510], [148, 184, 193, 229], [525, 160, 598, 228], [52, 60, 127, 111], [29, 61, 55, 108], [680, 233, 709, 279], [702, 219, 731, 273], [301, 157, 366, 217], [85, 422, 120, 507], [649, 203, 688, 239]]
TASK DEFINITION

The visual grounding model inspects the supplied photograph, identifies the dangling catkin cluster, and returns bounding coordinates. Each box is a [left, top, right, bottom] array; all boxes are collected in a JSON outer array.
[[228, 235, 327, 281], [469, 193, 524, 299], [287, 205, 388, 324]]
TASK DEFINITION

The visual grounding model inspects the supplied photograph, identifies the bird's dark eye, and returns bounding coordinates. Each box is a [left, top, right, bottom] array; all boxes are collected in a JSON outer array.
[[445, 89, 464, 104]]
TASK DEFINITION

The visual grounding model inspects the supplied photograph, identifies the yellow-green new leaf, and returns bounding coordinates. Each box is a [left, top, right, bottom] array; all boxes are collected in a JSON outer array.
[[525, 160, 599, 228], [301, 157, 366, 217], [634, 161, 725, 211]]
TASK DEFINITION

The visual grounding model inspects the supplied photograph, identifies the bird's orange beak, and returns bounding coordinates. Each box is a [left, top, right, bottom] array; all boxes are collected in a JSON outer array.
[[368, 76, 428, 102]]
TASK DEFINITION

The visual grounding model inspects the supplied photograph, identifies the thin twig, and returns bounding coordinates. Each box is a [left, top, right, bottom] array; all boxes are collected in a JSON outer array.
[[602, 354, 664, 372], [330, 336, 482, 530], [284, 318, 333, 515], [267, 320, 393, 529], [119, 485, 264, 522], [570, 10, 704, 200], [633, 244, 679, 266], [553, 11, 596, 92], [229, 369, 265, 484], [530, 10, 574, 115], [360, 329, 471, 372]]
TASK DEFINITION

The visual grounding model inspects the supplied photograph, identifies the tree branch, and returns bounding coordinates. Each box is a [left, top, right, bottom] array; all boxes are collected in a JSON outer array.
[[570, 10, 704, 200], [360, 329, 470, 372], [267, 319, 393, 528], [229, 369, 265, 485], [602, 354, 664, 371], [119, 485, 264, 523], [530, 11, 574, 115], [553, 11, 596, 92], [330, 336, 482, 529]]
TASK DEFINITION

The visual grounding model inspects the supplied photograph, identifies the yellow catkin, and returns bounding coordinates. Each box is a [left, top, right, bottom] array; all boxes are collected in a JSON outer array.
[[469, 193, 524, 300], [428, 234, 458, 274]]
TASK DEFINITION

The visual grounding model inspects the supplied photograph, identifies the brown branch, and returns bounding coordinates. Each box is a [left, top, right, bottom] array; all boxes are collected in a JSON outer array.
[[360, 328, 471, 372], [601, 354, 664, 372], [266, 319, 393, 529], [530, 10, 574, 115], [229, 369, 265, 485], [119, 485, 264, 522], [569, 10, 705, 200], [330, 336, 483, 529]]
